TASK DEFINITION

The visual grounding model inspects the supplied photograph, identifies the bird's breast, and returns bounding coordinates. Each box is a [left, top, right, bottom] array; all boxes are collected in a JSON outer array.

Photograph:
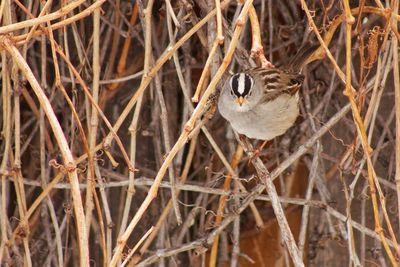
[[221, 94, 299, 140]]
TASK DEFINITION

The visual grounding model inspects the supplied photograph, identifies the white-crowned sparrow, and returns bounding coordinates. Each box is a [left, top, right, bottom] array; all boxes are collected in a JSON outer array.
[[218, 46, 317, 140]]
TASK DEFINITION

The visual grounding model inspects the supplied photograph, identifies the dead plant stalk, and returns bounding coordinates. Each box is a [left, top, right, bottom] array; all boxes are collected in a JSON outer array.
[[109, 0, 254, 264], [1, 37, 90, 266], [302, 0, 398, 263]]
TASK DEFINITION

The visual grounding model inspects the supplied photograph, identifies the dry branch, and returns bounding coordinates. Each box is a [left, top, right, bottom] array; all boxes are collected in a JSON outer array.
[[1, 0, 400, 266]]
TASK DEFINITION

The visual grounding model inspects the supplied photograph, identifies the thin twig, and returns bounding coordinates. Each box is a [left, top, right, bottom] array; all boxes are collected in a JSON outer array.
[[209, 145, 243, 267], [1, 37, 90, 266], [109, 1, 253, 264], [391, 0, 400, 237]]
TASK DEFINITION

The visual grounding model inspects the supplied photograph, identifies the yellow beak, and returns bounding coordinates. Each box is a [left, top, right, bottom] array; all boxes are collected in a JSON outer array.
[[237, 96, 245, 106]]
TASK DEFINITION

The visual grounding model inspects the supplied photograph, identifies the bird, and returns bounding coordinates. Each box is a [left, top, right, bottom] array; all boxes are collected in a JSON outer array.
[[218, 45, 318, 141]]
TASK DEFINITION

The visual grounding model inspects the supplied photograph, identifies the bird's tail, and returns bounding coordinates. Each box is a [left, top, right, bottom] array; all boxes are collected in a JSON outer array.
[[287, 43, 320, 72]]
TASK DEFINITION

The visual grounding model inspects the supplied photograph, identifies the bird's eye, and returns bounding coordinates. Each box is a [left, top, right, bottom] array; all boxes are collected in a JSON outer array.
[[230, 90, 235, 97], [248, 89, 253, 97]]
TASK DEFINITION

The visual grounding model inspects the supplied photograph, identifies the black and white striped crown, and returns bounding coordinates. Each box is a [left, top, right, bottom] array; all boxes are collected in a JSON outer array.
[[229, 73, 254, 97]]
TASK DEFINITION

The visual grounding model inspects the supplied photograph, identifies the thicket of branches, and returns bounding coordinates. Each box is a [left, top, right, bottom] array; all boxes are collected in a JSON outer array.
[[1, 0, 400, 266]]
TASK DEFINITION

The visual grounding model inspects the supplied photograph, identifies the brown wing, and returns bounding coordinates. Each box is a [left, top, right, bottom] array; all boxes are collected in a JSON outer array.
[[248, 67, 304, 102]]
